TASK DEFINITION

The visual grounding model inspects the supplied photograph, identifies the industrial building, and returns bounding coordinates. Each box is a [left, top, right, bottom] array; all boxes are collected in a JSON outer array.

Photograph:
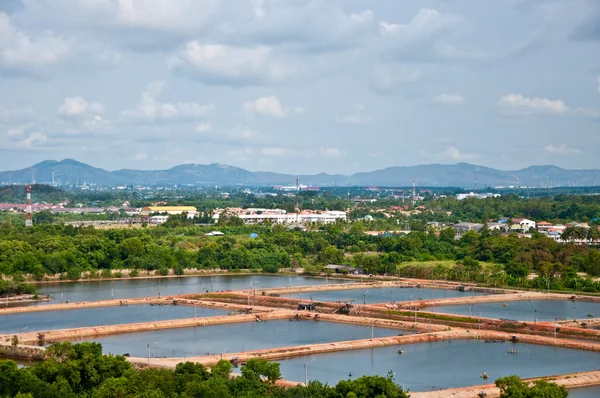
[[140, 206, 197, 218]]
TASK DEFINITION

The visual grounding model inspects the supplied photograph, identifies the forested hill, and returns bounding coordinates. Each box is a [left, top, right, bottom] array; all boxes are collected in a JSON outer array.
[[2, 159, 600, 187]]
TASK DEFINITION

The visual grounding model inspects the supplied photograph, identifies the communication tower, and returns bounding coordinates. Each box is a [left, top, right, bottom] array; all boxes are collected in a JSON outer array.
[[25, 185, 33, 227]]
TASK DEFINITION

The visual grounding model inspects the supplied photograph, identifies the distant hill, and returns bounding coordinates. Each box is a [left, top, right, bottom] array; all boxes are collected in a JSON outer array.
[[0, 159, 599, 187]]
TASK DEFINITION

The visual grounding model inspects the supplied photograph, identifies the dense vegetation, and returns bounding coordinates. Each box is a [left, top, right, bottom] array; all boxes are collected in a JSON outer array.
[[0, 342, 409, 398], [0, 218, 599, 292]]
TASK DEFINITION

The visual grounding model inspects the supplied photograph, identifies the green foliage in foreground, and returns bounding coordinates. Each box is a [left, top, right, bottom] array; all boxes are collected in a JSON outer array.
[[496, 375, 568, 398], [0, 342, 409, 398]]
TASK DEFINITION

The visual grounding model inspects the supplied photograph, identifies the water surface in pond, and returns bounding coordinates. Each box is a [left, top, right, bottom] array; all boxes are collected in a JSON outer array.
[[87, 319, 408, 358], [569, 386, 600, 398], [283, 287, 481, 304], [0, 305, 228, 334], [276, 340, 600, 391], [13, 275, 352, 307], [424, 299, 600, 321]]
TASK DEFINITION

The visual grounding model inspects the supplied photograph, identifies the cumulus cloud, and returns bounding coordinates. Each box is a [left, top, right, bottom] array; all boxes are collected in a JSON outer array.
[[433, 94, 465, 105], [58, 96, 107, 130], [16, 132, 47, 148], [498, 94, 570, 115], [319, 147, 341, 158], [195, 121, 211, 133], [441, 146, 479, 161], [243, 96, 304, 118], [336, 103, 372, 124], [59, 96, 104, 117], [230, 126, 259, 140], [123, 81, 214, 122], [168, 42, 294, 86], [0, 12, 69, 73], [544, 144, 581, 155], [379, 9, 463, 41]]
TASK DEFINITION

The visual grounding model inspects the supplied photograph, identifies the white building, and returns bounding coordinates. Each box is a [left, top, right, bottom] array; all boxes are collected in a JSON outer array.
[[456, 192, 501, 200], [212, 208, 346, 225]]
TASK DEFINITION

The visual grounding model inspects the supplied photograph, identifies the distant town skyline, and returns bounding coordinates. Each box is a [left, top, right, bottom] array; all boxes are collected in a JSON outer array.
[[0, 0, 599, 174]]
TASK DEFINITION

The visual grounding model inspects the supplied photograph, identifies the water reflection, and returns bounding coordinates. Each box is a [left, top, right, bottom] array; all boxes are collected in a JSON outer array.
[[0, 305, 228, 334], [8, 275, 353, 307], [425, 300, 600, 321], [276, 340, 600, 391], [283, 287, 481, 304], [569, 386, 600, 398]]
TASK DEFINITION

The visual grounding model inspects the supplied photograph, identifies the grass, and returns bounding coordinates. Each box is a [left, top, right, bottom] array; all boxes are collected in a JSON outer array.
[[396, 260, 497, 270], [200, 293, 243, 300], [385, 310, 479, 324]]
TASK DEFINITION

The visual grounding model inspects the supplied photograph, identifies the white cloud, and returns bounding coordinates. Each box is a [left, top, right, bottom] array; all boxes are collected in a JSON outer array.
[[261, 146, 287, 156], [372, 63, 424, 91], [597, 76, 600, 94], [58, 96, 107, 130], [123, 81, 214, 122], [17, 132, 47, 148], [59, 96, 105, 117], [336, 103, 372, 124], [544, 144, 581, 155], [441, 146, 479, 161], [319, 147, 341, 158], [0, 12, 69, 72], [379, 9, 463, 43], [433, 94, 465, 105], [169, 42, 294, 86], [133, 152, 148, 160], [498, 94, 570, 115], [195, 121, 211, 133], [243, 96, 304, 118], [230, 126, 259, 140], [336, 114, 372, 124], [6, 124, 33, 137]]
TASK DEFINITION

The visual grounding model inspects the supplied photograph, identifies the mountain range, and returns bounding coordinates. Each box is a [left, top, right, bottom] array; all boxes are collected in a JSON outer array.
[[0, 159, 599, 188]]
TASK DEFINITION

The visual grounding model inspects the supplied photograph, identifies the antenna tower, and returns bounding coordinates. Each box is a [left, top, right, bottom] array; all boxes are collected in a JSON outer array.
[[25, 185, 33, 227], [411, 180, 416, 207], [295, 176, 299, 211]]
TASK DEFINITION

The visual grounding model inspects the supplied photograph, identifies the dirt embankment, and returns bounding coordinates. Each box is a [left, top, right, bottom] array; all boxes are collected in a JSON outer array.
[[410, 370, 600, 398], [0, 295, 279, 316]]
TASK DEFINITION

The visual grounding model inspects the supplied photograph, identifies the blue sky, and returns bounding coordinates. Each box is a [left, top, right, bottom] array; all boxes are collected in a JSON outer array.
[[0, 0, 599, 174]]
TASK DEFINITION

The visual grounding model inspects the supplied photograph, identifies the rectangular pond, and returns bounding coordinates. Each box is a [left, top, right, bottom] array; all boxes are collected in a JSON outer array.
[[23, 275, 353, 307], [424, 299, 600, 322], [0, 305, 228, 335], [85, 319, 409, 358], [282, 287, 482, 305], [275, 339, 600, 391], [569, 386, 600, 398]]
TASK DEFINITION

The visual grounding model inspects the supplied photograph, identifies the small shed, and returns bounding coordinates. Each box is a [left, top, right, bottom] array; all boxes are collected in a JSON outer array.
[[324, 264, 363, 275], [297, 302, 316, 311]]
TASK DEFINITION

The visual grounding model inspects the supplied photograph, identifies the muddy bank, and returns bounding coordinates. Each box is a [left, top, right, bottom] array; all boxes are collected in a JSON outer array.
[[410, 370, 600, 398]]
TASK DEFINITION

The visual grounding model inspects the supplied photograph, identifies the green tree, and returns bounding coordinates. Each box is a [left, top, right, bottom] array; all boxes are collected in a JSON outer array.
[[496, 375, 568, 398]]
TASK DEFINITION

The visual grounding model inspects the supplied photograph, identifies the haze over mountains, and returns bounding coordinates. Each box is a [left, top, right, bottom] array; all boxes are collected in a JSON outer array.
[[1, 159, 599, 188]]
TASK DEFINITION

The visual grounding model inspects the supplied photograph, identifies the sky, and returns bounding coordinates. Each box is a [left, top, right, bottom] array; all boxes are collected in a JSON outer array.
[[0, 0, 599, 175]]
